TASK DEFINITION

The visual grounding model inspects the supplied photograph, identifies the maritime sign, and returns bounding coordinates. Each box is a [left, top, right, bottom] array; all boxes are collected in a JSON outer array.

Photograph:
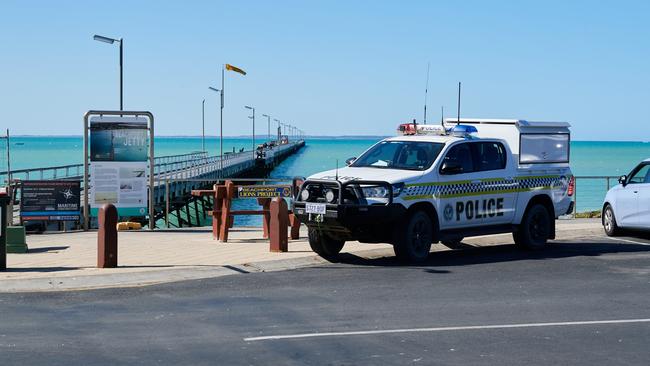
[[20, 180, 81, 221], [236, 185, 292, 199]]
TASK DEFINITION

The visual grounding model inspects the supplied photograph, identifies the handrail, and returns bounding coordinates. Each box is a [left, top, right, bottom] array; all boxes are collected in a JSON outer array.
[[0, 140, 304, 182]]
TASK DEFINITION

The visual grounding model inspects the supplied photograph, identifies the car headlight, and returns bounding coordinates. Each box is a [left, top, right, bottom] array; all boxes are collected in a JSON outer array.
[[300, 188, 310, 201], [324, 189, 336, 203], [361, 183, 405, 198], [362, 186, 388, 198]]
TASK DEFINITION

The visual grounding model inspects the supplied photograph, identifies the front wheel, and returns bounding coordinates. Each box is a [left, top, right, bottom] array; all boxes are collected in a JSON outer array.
[[393, 211, 435, 263], [603, 204, 621, 237], [308, 228, 345, 261], [514, 204, 552, 250]]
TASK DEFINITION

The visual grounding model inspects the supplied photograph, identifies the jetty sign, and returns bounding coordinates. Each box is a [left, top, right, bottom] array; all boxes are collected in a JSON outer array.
[[20, 180, 81, 221], [88, 116, 149, 217], [236, 185, 292, 199]]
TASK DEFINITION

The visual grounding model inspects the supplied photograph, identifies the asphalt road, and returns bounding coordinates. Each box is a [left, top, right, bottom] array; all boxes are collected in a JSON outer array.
[[2, 233, 650, 365]]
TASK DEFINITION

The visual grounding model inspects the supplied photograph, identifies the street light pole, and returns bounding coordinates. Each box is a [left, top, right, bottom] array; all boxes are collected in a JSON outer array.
[[274, 119, 280, 142], [119, 38, 123, 110], [208, 84, 223, 177], [201, 99, 205, 152], [262, 114, 271, 141], [245, 106, 255, 157], [93, 34, 123, 110]]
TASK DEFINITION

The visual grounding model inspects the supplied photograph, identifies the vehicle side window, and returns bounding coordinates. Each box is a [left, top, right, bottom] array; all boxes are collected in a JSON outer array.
[[628, 164, 650, 184], [474, 142, 507, 171], [441, 143, 474, 174]]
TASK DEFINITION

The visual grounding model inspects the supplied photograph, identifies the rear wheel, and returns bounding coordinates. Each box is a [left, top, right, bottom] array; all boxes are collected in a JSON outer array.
[[308, 228, 345, 261], [603, 204, 621, 237], [514, 204, 552, 250], [393, 211, 435, 263]]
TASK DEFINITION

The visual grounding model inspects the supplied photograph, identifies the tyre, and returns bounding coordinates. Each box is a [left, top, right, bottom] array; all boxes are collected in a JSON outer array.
[[308, 228, 345, 260], [603, 204, 621, 237], [514, 204, 552, 250], [393, 211, 435, 263], [441, 238, 464, 249]]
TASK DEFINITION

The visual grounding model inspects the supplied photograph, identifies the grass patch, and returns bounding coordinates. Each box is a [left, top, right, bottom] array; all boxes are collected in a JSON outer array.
[[574, 210, 601, 218]]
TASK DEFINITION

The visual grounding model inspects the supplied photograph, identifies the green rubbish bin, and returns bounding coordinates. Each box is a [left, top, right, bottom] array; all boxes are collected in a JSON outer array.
[[0, 190, 9, 271], [6, 226, 27, 253]]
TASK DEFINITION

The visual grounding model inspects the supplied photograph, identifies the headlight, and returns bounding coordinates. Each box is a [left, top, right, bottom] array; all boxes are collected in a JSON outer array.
[[361, 183, 405, 198], [361, 186, 389, 198], [325, 189, 336, 203], [300, 188, 310, 201]]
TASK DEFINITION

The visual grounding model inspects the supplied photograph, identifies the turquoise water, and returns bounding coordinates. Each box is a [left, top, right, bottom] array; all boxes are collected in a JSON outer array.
[[2, 137, 649, 214]]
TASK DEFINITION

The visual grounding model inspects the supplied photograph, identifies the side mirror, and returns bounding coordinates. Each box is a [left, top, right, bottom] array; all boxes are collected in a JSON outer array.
[[345, 157, 356, 166], [441, 161, 463, 175], [618, 175, 627, 186]]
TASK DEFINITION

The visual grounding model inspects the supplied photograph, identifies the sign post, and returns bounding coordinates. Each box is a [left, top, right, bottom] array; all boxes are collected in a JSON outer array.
[[83, 111, 154, 230], [0, 189, 9, 270]]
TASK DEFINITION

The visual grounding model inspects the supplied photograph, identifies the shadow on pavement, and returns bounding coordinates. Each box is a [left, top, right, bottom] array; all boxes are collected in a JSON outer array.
[[26, 246, 70, 253], [331, 239, 650, 268], [5, 266, 81, 273]]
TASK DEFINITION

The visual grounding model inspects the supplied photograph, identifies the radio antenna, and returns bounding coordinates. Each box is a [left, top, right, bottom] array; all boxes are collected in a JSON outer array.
[[335, 159, 339, 181], [423, 62, 430, 124], [440, 106, 444, 126], [456, 82, 462, 126]]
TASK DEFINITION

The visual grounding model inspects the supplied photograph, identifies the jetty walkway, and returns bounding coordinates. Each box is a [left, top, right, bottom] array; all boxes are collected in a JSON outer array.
[[1, 140, 305, 229]]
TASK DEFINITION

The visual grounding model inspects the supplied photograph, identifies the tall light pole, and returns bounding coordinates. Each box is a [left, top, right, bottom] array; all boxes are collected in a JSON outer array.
[[262, 114, 271, 141], [93, 34, 123, 110], [273, 118, 280, 142], [245, 105, 255, 156], [208, 86, 223, 176], [201, 99, 205, 152], [209, 64, 246, 178]]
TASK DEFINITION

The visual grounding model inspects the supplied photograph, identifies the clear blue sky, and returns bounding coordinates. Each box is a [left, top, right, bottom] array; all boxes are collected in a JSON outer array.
[[1, 0, 648, 140]]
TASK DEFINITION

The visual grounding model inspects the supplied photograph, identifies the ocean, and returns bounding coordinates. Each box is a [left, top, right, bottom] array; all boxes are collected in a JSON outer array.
[[2, 137, 649, 217]]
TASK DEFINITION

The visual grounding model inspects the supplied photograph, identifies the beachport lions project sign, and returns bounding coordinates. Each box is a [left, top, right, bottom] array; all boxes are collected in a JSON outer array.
[[88, 115, 149, 217]]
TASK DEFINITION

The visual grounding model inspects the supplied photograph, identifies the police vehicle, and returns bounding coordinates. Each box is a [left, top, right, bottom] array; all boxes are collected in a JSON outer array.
[[294, 118, 575, 262]]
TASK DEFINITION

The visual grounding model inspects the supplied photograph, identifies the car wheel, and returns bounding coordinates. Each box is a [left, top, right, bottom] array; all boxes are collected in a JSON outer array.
[[514, 204, 551, 250], [393, 211, 435, 263], [308, 228, 345, 261], [441, 238, 464, 249], [603, 204, 621, 237]]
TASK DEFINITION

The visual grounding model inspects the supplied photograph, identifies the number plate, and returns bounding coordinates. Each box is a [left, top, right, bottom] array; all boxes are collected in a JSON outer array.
[[305, 203, 326, 214]]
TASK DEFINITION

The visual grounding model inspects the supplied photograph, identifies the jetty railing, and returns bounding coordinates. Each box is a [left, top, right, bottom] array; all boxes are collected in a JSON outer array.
[[572, 176, 619, 215], [0, 150, 244, 183]]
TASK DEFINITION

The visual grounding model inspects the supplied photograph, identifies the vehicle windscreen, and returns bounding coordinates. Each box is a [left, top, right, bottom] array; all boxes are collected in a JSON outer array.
[[351, 141, 444, 171]]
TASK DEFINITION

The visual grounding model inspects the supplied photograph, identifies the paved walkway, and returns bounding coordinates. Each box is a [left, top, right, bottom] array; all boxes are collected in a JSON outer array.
[[1, 219, 603, 292]]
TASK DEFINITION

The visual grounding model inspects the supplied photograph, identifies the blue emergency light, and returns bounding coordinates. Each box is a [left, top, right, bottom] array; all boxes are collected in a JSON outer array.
[[450, 125, 478, 138]]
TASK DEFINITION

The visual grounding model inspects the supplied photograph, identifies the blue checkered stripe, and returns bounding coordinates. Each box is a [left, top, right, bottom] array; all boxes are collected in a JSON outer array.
[[403, 175, 562, 200]]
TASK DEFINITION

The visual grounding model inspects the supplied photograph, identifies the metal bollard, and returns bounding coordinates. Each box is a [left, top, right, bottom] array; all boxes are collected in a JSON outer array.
[[269, 197, 288, 252], [97, 203, 118, 268]]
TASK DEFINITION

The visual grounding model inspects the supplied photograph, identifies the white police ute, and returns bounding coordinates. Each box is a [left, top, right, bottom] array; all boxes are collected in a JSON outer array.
[[602, 159, 650, 236], [294, 118, 575, 262]]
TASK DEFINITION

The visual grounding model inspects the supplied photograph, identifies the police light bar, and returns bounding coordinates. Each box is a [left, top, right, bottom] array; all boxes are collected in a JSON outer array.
[[450, 125, 478, 138], [397, 123, 446, 136]]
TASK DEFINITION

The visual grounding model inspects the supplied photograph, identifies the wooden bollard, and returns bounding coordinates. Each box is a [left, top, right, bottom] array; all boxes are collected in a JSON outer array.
[[97, 203, 118, 268], [269, 197, 288, 252], [289, 213, 301, 240]]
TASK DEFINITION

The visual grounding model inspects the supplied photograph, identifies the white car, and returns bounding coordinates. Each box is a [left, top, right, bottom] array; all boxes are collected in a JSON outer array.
[[602, 159, 650, 236]]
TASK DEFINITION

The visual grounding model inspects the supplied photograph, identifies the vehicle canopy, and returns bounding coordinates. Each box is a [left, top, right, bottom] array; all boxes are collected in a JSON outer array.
[[442, 118, 571, 166]]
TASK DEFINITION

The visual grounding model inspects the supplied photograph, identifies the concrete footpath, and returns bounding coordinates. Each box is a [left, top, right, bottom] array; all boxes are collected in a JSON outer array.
[[1, 219, 603, 292]]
